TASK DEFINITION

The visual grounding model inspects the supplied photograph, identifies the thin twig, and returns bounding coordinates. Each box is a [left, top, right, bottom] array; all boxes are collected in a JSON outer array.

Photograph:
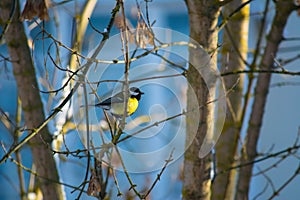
[[237, 0, 271, 152], [221, 69, 300, 77], [85, 73, 185, 86], [142, 148, 175, 199], [76, 76, 91, 200], [256, 166, 276, 192], [14, 97, 26, 200], [114, 145, 142, 198], [267, 164, 300, 200], [223, 21, 250, 67], [217, 0, 253, 31], [219, 144, 300, 174], [253, 182, 269, 200], [0, 0, 17, 42], [117, 93, 223, 143], [1, 143, 80, 191], [0, 0, 121, 164], [252, 156, 286, 176], [111, 167, 123, 196]]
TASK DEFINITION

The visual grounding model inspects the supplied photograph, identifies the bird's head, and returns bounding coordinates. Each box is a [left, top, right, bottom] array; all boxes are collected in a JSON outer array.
[[129, 87, 144, 100]]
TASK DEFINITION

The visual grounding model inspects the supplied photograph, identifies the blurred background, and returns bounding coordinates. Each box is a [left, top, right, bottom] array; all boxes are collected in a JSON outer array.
[[1, 0, 300, 199]]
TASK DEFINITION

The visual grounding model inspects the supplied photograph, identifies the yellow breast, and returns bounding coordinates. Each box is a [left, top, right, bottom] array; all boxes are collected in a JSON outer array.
[[127, 98, 139, 115], [111, 98, 139, 116]]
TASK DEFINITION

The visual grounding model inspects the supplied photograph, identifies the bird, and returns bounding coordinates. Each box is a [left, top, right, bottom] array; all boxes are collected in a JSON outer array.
[[95, 87, 144, 118]]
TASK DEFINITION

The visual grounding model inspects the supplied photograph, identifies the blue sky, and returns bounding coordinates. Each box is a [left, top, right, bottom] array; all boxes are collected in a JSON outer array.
[[1, 0, 300, 199]]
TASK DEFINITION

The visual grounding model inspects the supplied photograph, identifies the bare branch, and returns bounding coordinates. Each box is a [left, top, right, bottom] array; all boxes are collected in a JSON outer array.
[[267, 164, 300, 200], [0, 0, 121, 164], [221, 69, 300, 76], [142, 149, 175, 199]]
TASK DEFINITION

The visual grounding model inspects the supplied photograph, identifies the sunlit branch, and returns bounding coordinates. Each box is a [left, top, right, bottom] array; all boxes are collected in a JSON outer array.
[[14, 97, 26, 200], [0, 0, 16, 42], [119, 0, 130, 129], [237, 0, 271, 161], [223, 23, 250, 67], [69, 0, 97, 72], [216, 0, 236, 7], [0, 108, 17, 131], [217, 0, 253, 31]]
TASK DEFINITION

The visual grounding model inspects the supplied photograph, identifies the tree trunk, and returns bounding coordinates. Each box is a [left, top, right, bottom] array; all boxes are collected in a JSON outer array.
[[235, 1, 296, 199], [0, 1, 64, 199], [183, 1, 220, 199], [212, 1, 249, 199]]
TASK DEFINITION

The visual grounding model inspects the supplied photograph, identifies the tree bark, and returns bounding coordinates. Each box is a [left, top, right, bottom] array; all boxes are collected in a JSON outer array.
[[183, 1, 220, 199], [235, 1, 296, 199], [0, 1, 64, 199], [212, 1, 249, 199]]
